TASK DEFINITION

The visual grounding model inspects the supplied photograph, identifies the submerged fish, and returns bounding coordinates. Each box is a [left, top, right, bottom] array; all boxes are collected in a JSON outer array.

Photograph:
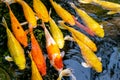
[[79, 0, 120, 14], [50, 0, 75, 26], [49, 11, 65, 49], [2, 17, 26, 70], [29, 53, 43, 80], [59, 21, 97, 52], [70, 3, 104, 38], [33, 0, 49, 22], [41, 22, 76, 80], [15, 0, 37, 28], [29, 26, 46, 76], [72, 34, 102, 73], [6, 3, 28, 47]]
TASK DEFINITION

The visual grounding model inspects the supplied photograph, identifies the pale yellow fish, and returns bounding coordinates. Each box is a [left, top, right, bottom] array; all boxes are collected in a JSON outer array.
[[2, 17, 26, 70], [33, 0, 49, 22], [70, 3, 104, 38], [15, 0, 37, 28], [79, 0, 120, 14], [59, 21, 97, 52], [72, 34, 102, 73], [49, 15, 65, 49], [29, 53, 43, 80], [50, 0, 75, 26]]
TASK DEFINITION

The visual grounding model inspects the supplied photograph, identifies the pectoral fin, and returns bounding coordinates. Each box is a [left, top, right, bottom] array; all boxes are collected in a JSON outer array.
[[81, 62, 91, 68], [78, 0, 92, 4], [64, 35, 74, 41], [5, 55, 13, 62], [107, 11, 119, 15]]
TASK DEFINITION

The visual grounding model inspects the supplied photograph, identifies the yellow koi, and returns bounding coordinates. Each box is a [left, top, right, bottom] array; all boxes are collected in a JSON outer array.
[[2, 17, 26, 70], [59, 21, 97, 52], [15, 0, 37, 28], [49, 11, 64, 49], [50, 0, 75, 26], [29, 53, 43, 80], [70, 3, 104, 38], [33, 0, 49, 22], [72, 34, 102, 73], [79, 0, 120, 14]]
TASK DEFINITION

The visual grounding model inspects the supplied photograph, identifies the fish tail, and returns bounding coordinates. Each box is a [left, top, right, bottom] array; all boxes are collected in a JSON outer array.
[[57, 68, 76, 80], [1, 17, 8, 29], [69, 2, 76, 9], [72, 16, 95, 36]]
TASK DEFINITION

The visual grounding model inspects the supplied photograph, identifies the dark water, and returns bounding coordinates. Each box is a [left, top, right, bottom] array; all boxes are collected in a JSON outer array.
[[0, 0, 120, 80]]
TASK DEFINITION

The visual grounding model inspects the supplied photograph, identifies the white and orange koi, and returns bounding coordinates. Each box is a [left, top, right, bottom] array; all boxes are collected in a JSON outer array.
[[79, 0, 120, 14], [41, 22, 76, 80], [70, 3, 104, 38], [72, 34, 102, 73], [59, 21, 97, 52]]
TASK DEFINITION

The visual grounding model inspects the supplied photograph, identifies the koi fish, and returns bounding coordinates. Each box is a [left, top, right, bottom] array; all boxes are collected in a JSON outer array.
[[70, 3, 104, 38], [33, 0, 49, 22], [49, 0, 95, 36], [2, 17, 26, 70], [50, 0, 75, 26], [6, 3, 28, 47], [49, 11, 65, 49], [29, 26, 46, 76], [79, 0, 120, 14], [41, 22, 76, 80], [41, 22, 63, 71], [29, 53, 43, 80], [72, 34, 102, 73], [15, 0, 37, 28], [59, 21, 97, 52]]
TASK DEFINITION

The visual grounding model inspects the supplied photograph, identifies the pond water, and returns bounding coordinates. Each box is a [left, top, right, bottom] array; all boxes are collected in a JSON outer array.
[[0, 0, 120, 80]]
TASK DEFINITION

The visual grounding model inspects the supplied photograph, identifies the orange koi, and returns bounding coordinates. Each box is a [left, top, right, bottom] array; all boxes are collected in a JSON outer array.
[[29, 53, 43, 80], [6, 3, 28, 47], [72, 34, 102, 73], [29, 26, 46, 76], [50, 0, 75, 26], [59, 21, 97, 52], [33, 0, 49, 22], [15, 0, 37, 28], [2, 17, 26, 70]]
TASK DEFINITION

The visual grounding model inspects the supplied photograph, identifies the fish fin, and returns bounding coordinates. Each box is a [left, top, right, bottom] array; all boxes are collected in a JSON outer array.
[[107, 11, 118, 15], [81, 62, 91, 68], [1, 0, 16, 4], [5, 55, 13, 62], [64, 35, 74, 41], [98, 57, 102, 61], [58, 25, 67, 30], [57, 68, 76, 80], [100, 24, 103, 28], [60, 51, 65, 58], [58, 20, 67, 30], [78, 0, 92, 4]]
